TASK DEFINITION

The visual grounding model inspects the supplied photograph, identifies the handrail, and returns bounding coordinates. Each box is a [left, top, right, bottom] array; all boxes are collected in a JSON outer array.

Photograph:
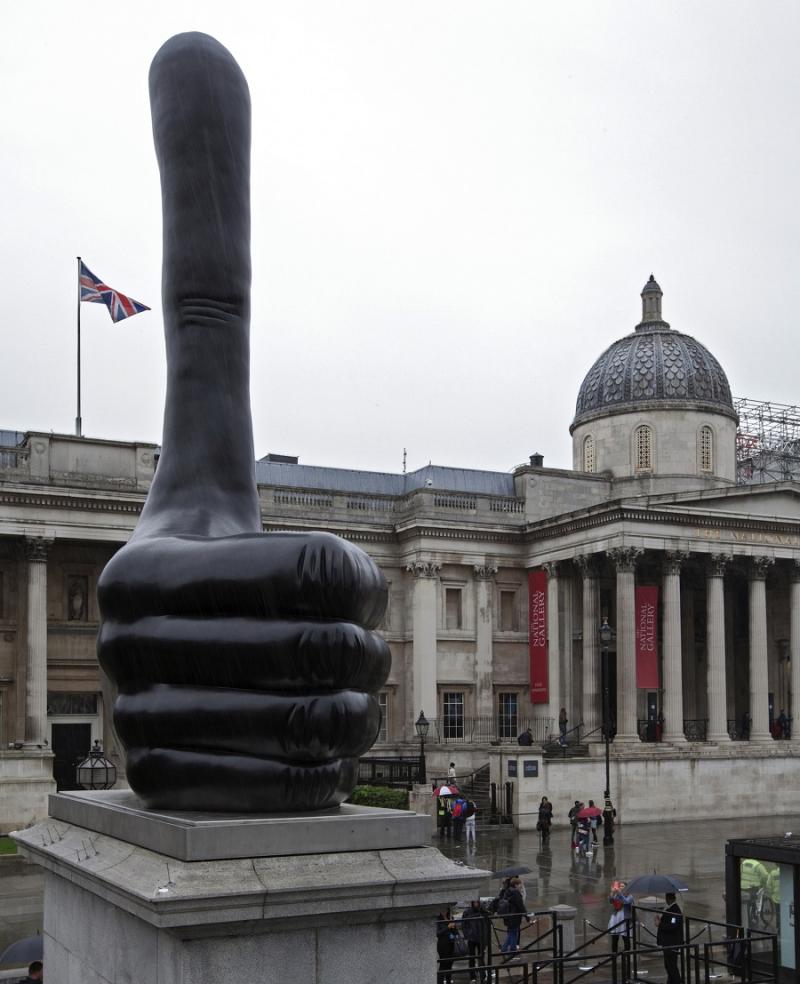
[[542, 721, 586, 757]]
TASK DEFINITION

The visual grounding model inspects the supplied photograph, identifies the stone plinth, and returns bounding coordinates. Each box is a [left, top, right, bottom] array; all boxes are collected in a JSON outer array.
[[48, 790, 430, 860], [0, 750, 56, 832], [14, 800, 488, 984]]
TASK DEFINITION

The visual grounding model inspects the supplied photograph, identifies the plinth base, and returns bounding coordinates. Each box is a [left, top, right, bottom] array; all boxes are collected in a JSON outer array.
[[48, 789, 429, 860], [15, 799, 488, 984]]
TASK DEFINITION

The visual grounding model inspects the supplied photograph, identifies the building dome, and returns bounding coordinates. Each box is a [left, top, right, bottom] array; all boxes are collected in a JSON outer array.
[[571, 276, 736, 433]]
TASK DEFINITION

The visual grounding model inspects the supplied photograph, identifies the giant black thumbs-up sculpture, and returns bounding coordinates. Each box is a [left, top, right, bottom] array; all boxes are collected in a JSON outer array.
[[97, 33, 390, 813]]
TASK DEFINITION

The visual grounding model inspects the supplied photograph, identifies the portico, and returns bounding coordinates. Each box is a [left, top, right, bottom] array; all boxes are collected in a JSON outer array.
[[529, 483, 800, 747]]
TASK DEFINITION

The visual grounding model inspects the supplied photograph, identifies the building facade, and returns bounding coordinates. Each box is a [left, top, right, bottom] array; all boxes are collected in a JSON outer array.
[[2, 276, 800, 830]]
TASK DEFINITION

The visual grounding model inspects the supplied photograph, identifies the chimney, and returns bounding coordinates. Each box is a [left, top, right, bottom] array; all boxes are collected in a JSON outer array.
[[530, 453, 544, 468]]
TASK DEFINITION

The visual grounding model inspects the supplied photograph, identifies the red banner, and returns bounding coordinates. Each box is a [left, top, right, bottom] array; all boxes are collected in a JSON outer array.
[[635, 585, 659, 689], [529, 569, 548, 703]]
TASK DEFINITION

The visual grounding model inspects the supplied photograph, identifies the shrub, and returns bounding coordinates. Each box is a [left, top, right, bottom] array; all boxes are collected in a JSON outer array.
[[347, 785, 409, 810]]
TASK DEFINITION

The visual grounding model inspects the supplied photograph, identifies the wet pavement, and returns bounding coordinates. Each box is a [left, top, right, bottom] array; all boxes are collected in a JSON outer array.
[[435, 813, 800, 944], [0, 813, 795, 963]]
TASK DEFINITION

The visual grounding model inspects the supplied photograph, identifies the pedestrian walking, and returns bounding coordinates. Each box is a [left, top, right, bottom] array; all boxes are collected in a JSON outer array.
[[656, 892, 684, 984], [568, 800, 581, 845], [437, 795, 452, 837], [588, 799, 600, 842], [500, 877, 529, 953], [461, 899, 491, 982], [537, 796, 553, 841], [465, 799, 478, 847], [451, 795, 467, 839], [559, 707, 568, 745], [448, 761, 457, 780]]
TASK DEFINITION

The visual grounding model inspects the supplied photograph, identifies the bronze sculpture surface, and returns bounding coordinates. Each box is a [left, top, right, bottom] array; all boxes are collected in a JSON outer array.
[[97, 32, 390, 812]]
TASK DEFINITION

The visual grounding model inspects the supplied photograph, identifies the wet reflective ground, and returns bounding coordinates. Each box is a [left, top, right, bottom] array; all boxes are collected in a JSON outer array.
[[1, 814, 797, 961], [0, 856, 43, 958], [436, 813, 800, 940]]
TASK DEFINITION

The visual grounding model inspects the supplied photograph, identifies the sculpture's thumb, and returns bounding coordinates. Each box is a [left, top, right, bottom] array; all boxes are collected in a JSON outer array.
[[139, 32, 259, 539]]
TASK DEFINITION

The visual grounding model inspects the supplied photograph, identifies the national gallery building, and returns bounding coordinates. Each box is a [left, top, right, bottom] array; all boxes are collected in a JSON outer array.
[[2, 276, 799, 830]]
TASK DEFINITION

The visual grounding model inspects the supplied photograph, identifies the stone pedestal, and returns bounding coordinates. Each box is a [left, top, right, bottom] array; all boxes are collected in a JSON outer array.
[[14, 794, 488, 984], [0, 750, 56, 831]]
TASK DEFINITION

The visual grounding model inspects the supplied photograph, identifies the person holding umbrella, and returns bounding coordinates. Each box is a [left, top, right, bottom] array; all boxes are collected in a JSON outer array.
[[17, 962, 43, 984]]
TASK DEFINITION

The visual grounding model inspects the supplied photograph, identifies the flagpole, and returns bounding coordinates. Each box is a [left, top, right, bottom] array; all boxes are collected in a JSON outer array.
[[76, 256, 82, 437]]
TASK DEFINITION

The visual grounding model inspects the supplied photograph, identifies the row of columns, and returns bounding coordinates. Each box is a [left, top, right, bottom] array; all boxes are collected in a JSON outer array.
[[559, 550, 800, 743]]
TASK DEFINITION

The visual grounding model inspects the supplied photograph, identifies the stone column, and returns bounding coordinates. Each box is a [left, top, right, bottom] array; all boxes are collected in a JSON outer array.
[[706, 554, 731, 742], [576, 555, 600, 740], [608, 547, 642, 742], [791, 562, 800, 741], [544, 562, 561, 727], [748, 556, 774, 742], [662, 552, 688, 743], [681, 581, 697, 720], [24, 536, 51, 748], [406, 561, 440, 736], [473, 565, 497, 720]]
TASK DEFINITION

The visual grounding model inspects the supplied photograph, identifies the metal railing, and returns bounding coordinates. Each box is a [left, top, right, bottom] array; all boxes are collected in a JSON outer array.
[[428, 716, 553, 744], [357, 756, 420, 787], [636, 718, 663, 742], [542, 722, 586, 757], [683, 718, 708, 741]]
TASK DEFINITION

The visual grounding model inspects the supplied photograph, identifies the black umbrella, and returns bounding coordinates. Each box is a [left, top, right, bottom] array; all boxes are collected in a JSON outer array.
[[0, 934, 43, 967], [491, 864, 532, 879], [624, 873, 689, 895]]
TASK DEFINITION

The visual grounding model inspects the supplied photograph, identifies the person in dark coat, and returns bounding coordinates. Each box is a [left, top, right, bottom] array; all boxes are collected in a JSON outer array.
[[461, 899, 491, 982], [17, 962, 42, 984], [437, 909, 458, 984], [500, 877, 529, 953], [537, 796, 553, 840], [656, 893, 684, 984], [518, 727, 533, 746]]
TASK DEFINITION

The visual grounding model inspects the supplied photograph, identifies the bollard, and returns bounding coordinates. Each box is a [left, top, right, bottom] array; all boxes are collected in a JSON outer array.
[[550, 903, 577, 954]]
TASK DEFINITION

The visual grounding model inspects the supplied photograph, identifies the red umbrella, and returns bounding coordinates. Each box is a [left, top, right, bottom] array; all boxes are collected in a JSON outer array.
[[577, 806, 602, 818], [432, 784, 460, 797]]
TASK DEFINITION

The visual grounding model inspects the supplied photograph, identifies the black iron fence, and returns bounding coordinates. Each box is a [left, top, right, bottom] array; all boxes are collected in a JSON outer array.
[[357, 756, 420, 787], [427, 715, 554, 744], [683, 718, 708, 741]]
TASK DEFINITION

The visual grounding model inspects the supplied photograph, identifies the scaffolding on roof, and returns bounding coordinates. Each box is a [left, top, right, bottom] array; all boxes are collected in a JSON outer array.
[[735, 397, 800, 484]]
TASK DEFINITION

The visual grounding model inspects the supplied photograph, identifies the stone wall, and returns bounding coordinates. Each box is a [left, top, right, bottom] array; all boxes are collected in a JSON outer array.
[[490, 746, 800, 830]]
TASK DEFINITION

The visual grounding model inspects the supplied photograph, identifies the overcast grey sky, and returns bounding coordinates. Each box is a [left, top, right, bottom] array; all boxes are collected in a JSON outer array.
[[3, 2, 799, 474]]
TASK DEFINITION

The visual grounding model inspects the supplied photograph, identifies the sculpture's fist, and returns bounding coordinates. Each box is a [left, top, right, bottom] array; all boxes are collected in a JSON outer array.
[[97, 33, 390, 812]]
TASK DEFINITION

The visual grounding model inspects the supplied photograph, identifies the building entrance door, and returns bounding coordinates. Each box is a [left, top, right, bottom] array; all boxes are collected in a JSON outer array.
[[51, 722, 91, 791]]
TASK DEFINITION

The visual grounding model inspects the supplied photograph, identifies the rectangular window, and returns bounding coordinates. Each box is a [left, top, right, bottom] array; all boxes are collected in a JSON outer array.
[[498, 693, 518, 739], [47, 693, 98, 716], [377, 692, 388, 743], [442, 692, 464, 739], [499, 589, 518, 631], [445, 587, 463, 630]]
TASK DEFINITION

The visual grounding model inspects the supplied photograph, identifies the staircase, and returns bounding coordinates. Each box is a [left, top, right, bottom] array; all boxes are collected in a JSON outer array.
[[452, 764, 492, 823], [542, 741, 590, 760]]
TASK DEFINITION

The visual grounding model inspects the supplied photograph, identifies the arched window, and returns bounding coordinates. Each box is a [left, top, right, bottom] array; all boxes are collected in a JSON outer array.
[[583, 434, 594, 473], [699, 426, 713, 472], [634, 425, 653, 471]]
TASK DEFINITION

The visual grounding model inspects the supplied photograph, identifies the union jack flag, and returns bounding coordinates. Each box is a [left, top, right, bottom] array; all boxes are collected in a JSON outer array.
[[79, 261, 150, 323]]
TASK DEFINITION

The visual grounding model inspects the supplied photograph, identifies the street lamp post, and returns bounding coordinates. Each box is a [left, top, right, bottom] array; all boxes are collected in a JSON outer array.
[[600, 617, 613, 800], [414, 710, 429, 784]]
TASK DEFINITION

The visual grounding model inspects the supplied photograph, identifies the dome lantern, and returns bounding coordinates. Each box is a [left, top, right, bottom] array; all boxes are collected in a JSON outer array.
[[637, 274, 669, 330]]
